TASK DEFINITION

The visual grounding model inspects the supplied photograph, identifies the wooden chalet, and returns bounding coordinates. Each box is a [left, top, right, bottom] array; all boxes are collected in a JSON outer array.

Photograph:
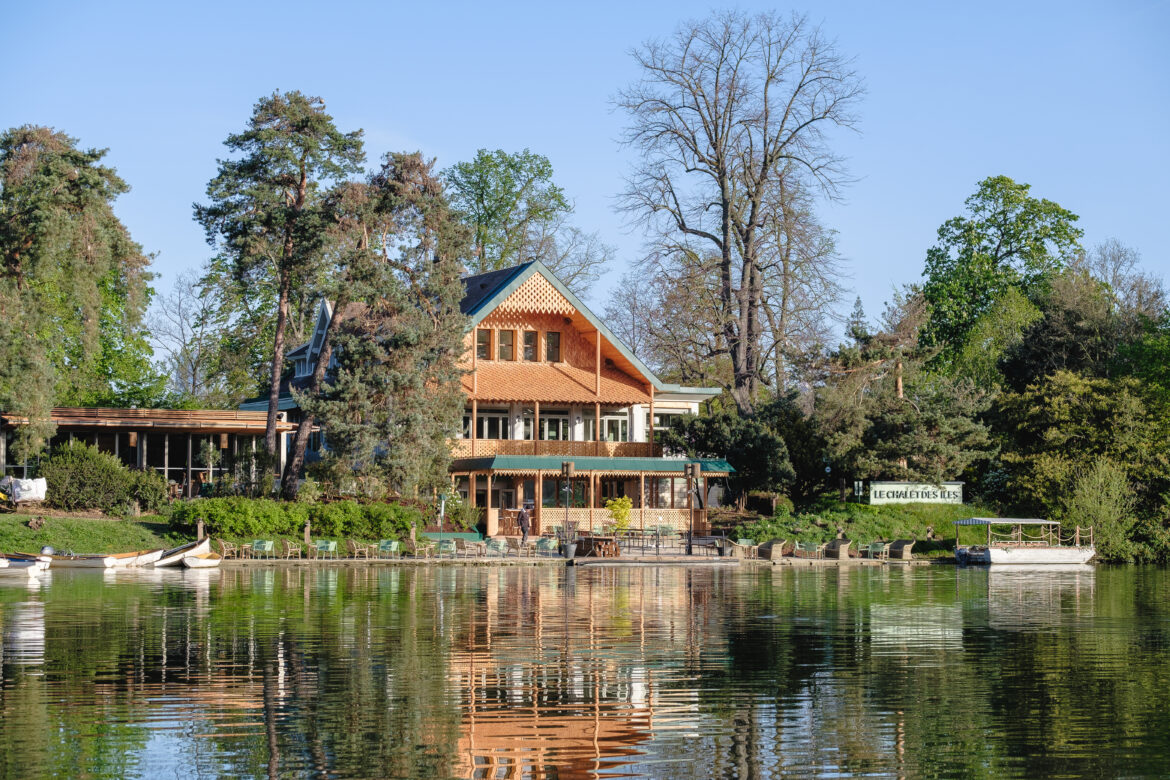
[[268, 260, 732, 537], [1, 408, 295, 498]]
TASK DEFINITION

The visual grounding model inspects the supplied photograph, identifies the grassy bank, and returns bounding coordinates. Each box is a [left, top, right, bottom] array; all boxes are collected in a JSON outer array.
[[738, 498, 992, 558], [0, 512, 185, 555]]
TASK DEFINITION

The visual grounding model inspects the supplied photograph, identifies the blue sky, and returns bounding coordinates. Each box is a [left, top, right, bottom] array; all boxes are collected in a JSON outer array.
[[4, 0, 1167, 331]]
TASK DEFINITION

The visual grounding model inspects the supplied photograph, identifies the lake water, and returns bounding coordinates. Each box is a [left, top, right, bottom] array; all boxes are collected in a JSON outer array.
[[0, 563, 1166, 779]]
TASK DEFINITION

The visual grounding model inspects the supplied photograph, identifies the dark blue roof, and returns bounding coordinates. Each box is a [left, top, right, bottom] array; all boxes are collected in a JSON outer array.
[[459, 263, 533, 316]]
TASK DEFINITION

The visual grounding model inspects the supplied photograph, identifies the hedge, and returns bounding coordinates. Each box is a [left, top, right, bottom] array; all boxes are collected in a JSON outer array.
[[36, 442, 168, 514], [170, 497, 420, 541]]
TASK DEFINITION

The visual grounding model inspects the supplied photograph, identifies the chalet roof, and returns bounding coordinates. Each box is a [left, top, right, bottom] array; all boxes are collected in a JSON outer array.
[[462, 260, 720, 398], [2, 407, 295, 434], [450, 455, 734, 475], [464, 362, 651, 405]]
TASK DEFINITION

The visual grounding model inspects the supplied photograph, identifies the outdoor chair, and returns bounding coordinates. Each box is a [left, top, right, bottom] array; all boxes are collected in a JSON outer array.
[[888, 540, 916, 560], [436, 539, 457, 559], [347, 539, 374, 559], [486, 538, 509, 557], [824, 539, 852, 559], [794, 541, 826, 559], [767, 540, 790, 562], [454, 538, 484, 558], [536, 537, 560, 556], [309, 540, 338, 559], [280, 539, 302, 559], [215, 538, 239, 559], [407, 540, 434, 559], [377, 539, 401, 559], [249, 540, 276, 559], [506, 537, 535, 558], [736, 538, 759, 559], [864, 542, 890, 560]]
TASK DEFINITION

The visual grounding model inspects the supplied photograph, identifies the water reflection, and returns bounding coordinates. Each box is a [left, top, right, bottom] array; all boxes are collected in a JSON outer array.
[[0, 566, 1165, 778]]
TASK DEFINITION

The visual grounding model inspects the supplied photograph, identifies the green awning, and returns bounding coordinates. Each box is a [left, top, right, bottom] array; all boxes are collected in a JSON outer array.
[[450, 455, 733, 475]]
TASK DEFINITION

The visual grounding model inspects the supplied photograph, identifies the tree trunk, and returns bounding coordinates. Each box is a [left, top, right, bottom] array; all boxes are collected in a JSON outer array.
[[265, 276, 290, 456], [280, 293, 349, 499]]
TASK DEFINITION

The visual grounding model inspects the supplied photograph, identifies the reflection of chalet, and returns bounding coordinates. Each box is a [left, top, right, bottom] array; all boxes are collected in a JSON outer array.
[[274, 261, 732, 536], [1, 408, 294, 497]]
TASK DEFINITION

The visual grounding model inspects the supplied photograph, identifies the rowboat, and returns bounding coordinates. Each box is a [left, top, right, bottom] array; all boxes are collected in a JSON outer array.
[[47, 549, 165, 569], [151, 538, 211, 568], [0, 554, 51, 577], [954, 518, 1095, 565], [182, 553, 222, 569]]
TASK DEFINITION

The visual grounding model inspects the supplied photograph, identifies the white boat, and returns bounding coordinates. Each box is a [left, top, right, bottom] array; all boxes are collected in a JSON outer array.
[[151, 538, 211, 568], [0, 554, 51, 577], [48, 549, 165, 569], [954, 518, 1095, 565], [182, 553, 222, 569]]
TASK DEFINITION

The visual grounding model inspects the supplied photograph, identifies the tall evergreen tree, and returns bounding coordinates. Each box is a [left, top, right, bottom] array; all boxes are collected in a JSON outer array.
[[299, 153, 468, 497], [195, 91, 364, 454], [0, 126, 160, 458]]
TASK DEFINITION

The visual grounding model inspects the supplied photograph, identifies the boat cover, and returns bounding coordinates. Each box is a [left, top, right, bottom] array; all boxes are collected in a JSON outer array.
[[0, 477, 47, 503]]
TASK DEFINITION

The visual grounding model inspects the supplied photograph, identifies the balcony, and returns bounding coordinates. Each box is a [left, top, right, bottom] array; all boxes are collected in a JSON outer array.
[[450, 439, 661, 459]]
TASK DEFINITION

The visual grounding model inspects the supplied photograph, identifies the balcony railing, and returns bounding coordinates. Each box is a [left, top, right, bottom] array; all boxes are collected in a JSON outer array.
[[450, 439, 661, 459]]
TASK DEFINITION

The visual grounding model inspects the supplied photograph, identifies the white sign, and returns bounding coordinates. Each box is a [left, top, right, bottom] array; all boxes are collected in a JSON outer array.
[[869, 481, 962, 505]]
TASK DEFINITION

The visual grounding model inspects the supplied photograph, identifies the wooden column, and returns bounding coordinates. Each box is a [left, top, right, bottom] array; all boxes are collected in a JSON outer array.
[[594, 402, 601, 456], [640, 472, 645, 534], [648, 385, 655, 457], [533, 400, 540, 456], [535, 471, 543, 534], [471, 398, 478, 456], [485, 472, 496, 537], [588, 472, 595, 530], [469, 473, 476, 507], [186, 435, 193, 498], [595, 330, 601, 396]]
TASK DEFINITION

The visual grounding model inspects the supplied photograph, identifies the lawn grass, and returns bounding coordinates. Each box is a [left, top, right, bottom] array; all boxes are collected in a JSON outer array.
[[0, 512, 187, 554]]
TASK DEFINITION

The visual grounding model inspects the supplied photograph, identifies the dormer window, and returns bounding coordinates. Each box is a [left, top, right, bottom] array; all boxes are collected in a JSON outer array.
[[498, 330, 515, 361], [476, 329, 491, 360]]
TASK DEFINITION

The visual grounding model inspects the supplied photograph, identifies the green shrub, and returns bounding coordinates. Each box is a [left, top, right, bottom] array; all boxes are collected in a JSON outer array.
[[170, 497, 417, 541], [37, 442, 166, 514]]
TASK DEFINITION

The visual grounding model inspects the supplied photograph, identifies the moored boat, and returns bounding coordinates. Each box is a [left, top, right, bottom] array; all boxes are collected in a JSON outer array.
[[152, 538, 211, 568], [0, 554, 52, 576], [47, 549, 165, 569], [954, 518, 1095, 565], [182, 553, 222, 569]]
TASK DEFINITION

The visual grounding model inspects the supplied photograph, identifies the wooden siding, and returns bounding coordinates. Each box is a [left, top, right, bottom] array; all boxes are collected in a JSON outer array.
[[450, 439, 660, 459]]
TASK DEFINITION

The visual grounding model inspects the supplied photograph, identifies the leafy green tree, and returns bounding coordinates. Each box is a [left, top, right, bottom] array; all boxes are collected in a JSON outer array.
[[443, 148, 568, 270], [0, 126, 161, 457], [995, 371, 1169, 519], [999, 268, 1119, 391], [817, 289, 994, 483], [756, 393, 831, 504], [1060, 460, 1139, 561], [195, 91, 365, 454], [300, 153, 469, 497], [922, 175, 1082, 358], [660, 412, 794, 508], [950, 286, 1041, 390]]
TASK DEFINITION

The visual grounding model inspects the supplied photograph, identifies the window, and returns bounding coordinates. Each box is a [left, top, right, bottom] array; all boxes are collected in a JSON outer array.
[[475, 410, 511, 440], [603, 415, 628, 442], [460, 413, 471, 439], [522, 331, 538, 361], [498, 329, 515, 361], [582, 417, 594, 442], [476, 329, 491, 360], [545, 331, 561, 362], [541, 415, 570, 441]]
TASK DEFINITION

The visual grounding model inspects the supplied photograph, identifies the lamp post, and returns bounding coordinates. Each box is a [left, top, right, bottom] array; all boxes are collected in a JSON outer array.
[[685, 462, 701, 555], [438, 493, 447, 546], [561, 461, 575, 557]]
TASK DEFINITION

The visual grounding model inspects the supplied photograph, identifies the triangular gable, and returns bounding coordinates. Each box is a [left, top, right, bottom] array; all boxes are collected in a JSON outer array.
[[464, 261, 718, 397]]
